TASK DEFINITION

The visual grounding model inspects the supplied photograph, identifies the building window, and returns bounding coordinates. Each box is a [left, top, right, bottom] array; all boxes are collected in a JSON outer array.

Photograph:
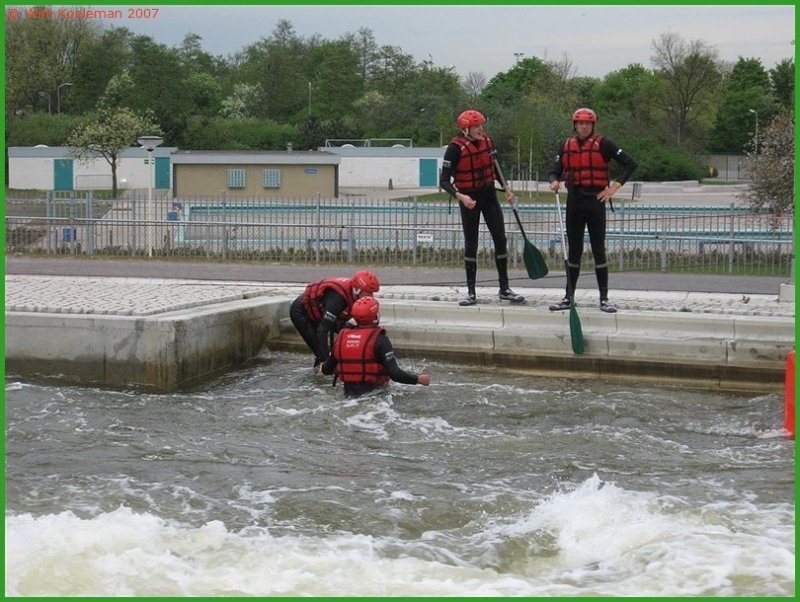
[[227, 168, 246, 188], [263, 169, 281, 188]]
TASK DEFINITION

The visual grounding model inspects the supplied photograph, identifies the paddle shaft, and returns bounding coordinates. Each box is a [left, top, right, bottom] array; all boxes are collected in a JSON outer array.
[[554, 192, 574, 299], [491, 156, 527, 236]]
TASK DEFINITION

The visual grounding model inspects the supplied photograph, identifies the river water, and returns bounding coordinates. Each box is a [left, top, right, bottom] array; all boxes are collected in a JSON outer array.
[[5, 351, 795, 596]]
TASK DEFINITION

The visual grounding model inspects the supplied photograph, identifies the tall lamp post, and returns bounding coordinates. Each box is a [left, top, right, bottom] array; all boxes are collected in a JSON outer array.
[[57, 82, 72, 114], [748, 109, 759, 154], [137, 135, 164, 256]]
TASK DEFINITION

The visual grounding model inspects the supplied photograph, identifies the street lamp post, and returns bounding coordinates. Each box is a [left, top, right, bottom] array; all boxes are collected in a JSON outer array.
[[748, 109, 759, 154], [308, 82, 312, 117], [57, 82, 73, 114], [513, 52, 524, 64], [137, 135, 164, 256]]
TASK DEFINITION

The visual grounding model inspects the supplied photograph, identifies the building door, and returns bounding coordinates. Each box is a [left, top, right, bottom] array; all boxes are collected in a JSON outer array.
[[54, 159, 74, 190], [155, 157, 171, 189], [418, 158, 438, 186]]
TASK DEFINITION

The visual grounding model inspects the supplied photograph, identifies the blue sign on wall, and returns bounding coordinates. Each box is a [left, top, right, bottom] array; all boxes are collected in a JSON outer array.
[[304, 168, 318, 174]]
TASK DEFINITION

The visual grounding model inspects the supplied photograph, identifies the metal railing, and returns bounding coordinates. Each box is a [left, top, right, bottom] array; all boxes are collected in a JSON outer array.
[[4, 191, 794, 276]]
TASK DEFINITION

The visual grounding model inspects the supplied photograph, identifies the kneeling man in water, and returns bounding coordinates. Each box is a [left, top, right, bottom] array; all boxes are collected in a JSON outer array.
[[321, 297, 431, 397]]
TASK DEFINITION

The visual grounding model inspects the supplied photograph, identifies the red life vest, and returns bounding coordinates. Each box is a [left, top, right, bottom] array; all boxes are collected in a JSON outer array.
[[302, 277, 356, 322], [561, 134, 610, 189], [333, 326, 391, 385], [451, 134, 496, 192]]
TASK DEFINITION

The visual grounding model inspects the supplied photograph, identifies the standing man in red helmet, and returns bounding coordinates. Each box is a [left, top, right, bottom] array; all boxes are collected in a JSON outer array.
[[321, 296, 431, 397], [439, 109, 525, 306], [548, 107, 637, 313], [290, 269, 381, 370]]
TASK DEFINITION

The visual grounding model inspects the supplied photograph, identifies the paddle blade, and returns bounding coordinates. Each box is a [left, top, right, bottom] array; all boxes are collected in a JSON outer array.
[[569, 303, 585, 354], [522, 241, 549, 279]]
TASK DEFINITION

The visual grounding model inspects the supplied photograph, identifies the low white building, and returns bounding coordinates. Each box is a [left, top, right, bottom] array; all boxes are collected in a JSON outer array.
[[8, 143, 450, 193], [7, 146, 176, 191], [319, 145, 445, 189]]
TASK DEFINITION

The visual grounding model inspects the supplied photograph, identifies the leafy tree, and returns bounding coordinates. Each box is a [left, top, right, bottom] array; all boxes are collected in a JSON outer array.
[[178, 33, 223, 75], [184, 72, 224, 117], [370, 44, 417, 96], [565, 76, 600, 110], [770, 58, 795, 111], [728, 56, 771, 89], [237, 20, 308, 122], [67, 104, 161, 197], [740, 112, 794, 216], [709, 57, 774, 152], [4, 6, 99, 117], [341, 27, 380, 83], [126, 35, 192, 141], [219, 83, 262, 120], [650, 32, 721, 146], [399, 65, 464, 145], [480, 56, 560, 108], [591, 64, 654, 132], [306, 40, 362, 120], [69, 27, 134, 115], [100, 71, 136, 109]]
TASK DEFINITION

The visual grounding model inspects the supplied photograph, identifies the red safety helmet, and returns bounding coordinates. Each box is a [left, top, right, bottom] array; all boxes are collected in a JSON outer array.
[[572, 107, 598, 123], [457, 109, 486, 132], [351, 269, 380, 294], [351, 296, 380, 326]]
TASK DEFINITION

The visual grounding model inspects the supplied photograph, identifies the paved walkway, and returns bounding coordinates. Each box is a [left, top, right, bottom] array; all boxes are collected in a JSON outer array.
[[4, 273, 793, 319]]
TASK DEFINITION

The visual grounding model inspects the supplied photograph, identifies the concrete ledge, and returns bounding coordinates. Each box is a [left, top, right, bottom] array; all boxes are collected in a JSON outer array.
[[276, 299, 792, 392], [6, 297, 292, 391], [6, 292, 792, 393]]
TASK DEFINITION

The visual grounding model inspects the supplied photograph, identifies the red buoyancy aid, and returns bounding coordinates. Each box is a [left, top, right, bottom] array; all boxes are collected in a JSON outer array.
[[302, 277, 356, 322], [333, 326, 391, 385], [451, 134, 496, 192], [561, 134, 610, 189]]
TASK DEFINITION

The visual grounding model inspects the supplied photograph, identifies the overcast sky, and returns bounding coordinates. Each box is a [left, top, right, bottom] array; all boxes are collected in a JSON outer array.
[[68, 4, 795, 78]]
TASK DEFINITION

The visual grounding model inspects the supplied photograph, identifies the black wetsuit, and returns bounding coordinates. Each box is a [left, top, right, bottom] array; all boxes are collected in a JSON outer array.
[[321, 333, 420, 397], [548, 135, 637, 301], [289, 289, 348, 366], [439, 140, 510, 294]]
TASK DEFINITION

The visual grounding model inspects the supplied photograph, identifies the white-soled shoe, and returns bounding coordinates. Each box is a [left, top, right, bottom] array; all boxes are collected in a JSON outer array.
[[499, 289, 525, 303], [549, 297, 571, 311], [458, 293, 477, 306], [600, 300, 618, 313]]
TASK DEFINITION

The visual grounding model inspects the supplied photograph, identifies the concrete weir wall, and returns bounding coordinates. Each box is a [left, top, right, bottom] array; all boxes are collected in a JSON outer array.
[[360, 301, 792, 391], [6, 298, 287, 391]]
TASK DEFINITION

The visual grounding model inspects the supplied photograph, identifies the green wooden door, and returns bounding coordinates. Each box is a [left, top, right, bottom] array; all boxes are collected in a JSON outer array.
[[54, 159, 73, 190], [155, 157, 171, 188], [419, 158, 438, 186]]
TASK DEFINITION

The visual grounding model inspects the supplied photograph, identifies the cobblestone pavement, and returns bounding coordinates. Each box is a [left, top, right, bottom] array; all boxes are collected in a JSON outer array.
[[5, 274, 794, 318]]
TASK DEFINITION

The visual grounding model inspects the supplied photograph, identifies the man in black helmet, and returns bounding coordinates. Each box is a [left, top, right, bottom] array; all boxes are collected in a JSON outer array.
[[548, 107, 637, 313]]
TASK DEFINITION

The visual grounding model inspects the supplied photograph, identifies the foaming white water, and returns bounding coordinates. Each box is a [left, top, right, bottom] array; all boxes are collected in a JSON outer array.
[[5, 508, 528, 596], [7, 475, 794, 597], [500, 473, 795, 596]]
